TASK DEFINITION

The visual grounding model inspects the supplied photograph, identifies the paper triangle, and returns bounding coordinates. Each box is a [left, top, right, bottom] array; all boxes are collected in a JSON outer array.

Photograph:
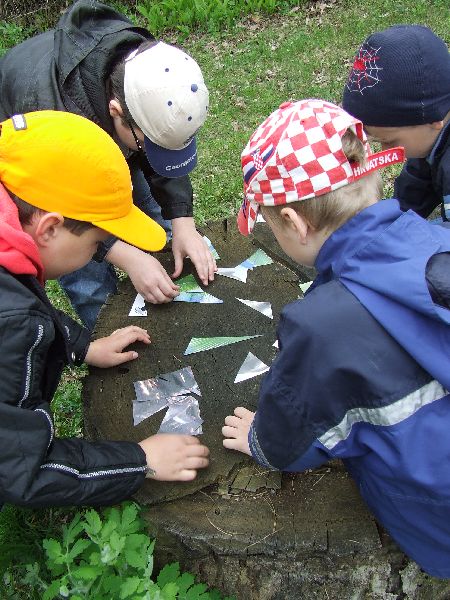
[[184, 335, 262, 355], [216, 265, 248, 283], [299, 280, 313, 293], [129, 293, 147, 317], [176, 274, 203, 293], [174, 291, 223, 304], [236, 298, 273, 319], [240, 248, 273, 269], [234, 352, 270, 383], [203, 235, 220, 260]]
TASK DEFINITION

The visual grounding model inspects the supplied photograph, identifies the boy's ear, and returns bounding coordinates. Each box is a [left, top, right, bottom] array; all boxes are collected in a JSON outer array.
[[33, 212, 65, 247], [108, 98, 124, 118], [280, 207, 310, 243]]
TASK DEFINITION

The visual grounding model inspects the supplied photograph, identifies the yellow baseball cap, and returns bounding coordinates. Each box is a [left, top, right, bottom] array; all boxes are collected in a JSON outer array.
[[0, 111, 167, 252]]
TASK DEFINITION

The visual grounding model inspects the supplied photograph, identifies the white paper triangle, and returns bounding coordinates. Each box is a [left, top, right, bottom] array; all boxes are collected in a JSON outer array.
[[299, 281, 313, 293], [236, 298, 273, 319], [217, 265, 248, 283], [234, 352, 270, 383], [129, 293, 147, 316]]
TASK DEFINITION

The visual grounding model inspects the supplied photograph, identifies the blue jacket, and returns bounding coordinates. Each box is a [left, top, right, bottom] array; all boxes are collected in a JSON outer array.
[[249, 199, 450, 578], [395, 119, 450, 220]]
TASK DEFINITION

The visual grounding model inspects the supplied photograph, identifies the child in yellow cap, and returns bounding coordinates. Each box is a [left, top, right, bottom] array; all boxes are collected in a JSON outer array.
[[0, 110, 209, 507]]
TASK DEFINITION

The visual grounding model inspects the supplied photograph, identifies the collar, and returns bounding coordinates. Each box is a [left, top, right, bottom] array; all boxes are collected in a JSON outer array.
[[313, 199, 402, 288]]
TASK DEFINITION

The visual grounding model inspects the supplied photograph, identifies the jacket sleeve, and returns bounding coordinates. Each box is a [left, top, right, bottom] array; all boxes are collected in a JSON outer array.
[[248, 294, 338, 471], [394, 159, 440, 218], [129, 152, 194, 220], [248, 281, 431, 472], [0, 312, 147, 508], [56, 311, 91, 366]]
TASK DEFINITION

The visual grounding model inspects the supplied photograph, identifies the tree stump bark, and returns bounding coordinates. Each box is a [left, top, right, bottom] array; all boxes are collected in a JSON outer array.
[[83, 219, 450, 599]]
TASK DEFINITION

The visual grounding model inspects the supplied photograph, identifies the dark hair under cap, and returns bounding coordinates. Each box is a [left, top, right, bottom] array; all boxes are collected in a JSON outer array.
[[342, 25, 450, 127]]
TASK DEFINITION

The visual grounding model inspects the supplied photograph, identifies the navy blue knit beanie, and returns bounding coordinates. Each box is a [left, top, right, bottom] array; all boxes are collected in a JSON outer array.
[[343, 25, 450, 127]]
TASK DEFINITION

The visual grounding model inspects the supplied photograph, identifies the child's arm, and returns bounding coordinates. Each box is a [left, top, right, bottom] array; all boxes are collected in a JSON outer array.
[[222, 407, 254, 456], [106, 241, 180, 304], [0, 297, 210, 508], [85, 325, 151, 368]]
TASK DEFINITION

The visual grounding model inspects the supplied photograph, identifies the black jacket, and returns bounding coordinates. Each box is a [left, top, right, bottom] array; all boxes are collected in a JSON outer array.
[[0, 0, 193, 220], [0, 268, 146, 508], [395, 120, 450, 220]]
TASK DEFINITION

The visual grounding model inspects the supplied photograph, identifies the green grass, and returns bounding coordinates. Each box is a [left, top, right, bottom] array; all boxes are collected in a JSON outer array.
[[0, 0, 449, 593], [187, 0, 450, 222]]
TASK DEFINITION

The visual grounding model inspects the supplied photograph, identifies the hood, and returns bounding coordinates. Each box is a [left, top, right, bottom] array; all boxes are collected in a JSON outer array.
[[54, 0, 153, 131], [314, 198, 450, 388], [0, 184, 44, 284]]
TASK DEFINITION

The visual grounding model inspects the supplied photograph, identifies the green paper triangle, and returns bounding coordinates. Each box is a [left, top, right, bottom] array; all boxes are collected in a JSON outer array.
[[176, 274, 203, 293], [184, 335, 262, 355]]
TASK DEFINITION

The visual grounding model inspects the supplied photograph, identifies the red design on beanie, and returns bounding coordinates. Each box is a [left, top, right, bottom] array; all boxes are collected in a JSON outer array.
[[346, 42, 382, 94], [0, 183, 44, 284]]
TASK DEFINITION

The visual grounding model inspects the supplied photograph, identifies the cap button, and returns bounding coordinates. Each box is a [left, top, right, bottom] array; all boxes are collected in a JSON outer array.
[[191, 83, 198, 92]]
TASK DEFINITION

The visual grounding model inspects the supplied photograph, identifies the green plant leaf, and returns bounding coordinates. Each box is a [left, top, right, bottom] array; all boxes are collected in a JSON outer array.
[[84, 510, 102, 536], [109, 530, 126, 554], [121, 503, 140, 534], [176, 572, 195, 596], [43, 538, 64, 566], [120, 576, 141, 599], [161, 581, 179, 600], [124, 533, 150, 550], [71, 565, 102, 580], [62, 513, 83, 546], [186, 583, 208, 600], [103, 574, 123, 594], [157, 562, 180, 588], [68, 538, 92, 561], [124, 548, 147, 570], [100, 509, 119, 540], [42, 579, 63, 600]]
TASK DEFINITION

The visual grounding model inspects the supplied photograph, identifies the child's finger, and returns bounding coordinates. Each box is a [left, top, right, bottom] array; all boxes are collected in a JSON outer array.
[[224, 415, 241, 428], [223, 437, 240, 450], [177, 469, 198, 481], [115, 331, 151, 349], [234, 406, 254, 419], [185, 443, 210, 457], [112, 350, 139, 364], [222, 425, 239, 438], [183, 455, 209, 469]]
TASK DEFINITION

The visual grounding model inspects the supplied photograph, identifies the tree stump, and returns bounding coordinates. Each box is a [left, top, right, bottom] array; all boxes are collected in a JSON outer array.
[[83, 219, 450, 599]]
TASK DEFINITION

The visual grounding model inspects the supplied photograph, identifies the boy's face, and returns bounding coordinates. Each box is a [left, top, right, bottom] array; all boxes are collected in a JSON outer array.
[[36, 218, 109, 280], [365, 123, 443, 159]]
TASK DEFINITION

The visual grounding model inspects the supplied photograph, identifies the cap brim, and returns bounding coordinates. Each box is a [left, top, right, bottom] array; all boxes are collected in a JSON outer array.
[[144, 136, 198, 178], [237, 197, 259, 236], [93, 203, 167, 252]]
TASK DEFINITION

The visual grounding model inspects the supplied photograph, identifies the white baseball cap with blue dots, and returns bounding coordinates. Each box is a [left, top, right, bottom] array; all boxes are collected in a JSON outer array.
[[124, 41, 209, 178]]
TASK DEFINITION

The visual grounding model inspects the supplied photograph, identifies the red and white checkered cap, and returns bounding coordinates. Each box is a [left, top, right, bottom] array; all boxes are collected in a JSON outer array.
[[237, 99, 369, 236]]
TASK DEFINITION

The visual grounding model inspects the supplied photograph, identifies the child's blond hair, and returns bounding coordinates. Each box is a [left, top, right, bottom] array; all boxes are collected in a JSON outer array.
[[262, 129, 383, 233]]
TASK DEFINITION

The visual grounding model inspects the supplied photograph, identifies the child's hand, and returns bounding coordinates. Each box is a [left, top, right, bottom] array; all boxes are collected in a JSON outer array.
[[85, 326, 151, 368], [127, 252, 180, 304], [222, 407, 255, 456], [171, 217, 217, 285], [138, 434, 209, 481]]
